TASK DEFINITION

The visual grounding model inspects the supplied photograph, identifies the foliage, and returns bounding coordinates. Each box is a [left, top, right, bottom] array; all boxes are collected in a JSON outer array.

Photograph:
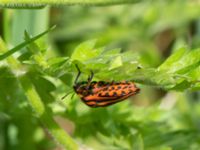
[[1, 1, 200, 150]]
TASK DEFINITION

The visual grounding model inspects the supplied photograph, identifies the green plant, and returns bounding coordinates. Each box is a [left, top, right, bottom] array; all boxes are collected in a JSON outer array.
[[1, 1, 200, 150], [1, 27, 200, 149]]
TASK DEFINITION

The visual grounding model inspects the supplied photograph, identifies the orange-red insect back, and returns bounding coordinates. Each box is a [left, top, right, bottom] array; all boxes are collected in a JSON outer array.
[[73, 65, 140, 108]]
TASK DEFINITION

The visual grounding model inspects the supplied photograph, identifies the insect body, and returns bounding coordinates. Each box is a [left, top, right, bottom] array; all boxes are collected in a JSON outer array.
[[73, 65, 140, 108]]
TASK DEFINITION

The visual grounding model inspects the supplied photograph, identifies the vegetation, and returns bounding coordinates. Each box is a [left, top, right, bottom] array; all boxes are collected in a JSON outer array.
[[1, 1, 200, 150]]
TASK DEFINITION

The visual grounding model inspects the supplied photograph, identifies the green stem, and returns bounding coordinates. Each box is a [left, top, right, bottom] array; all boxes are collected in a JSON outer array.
[[3, 10, 11, 43], [19, 75, 78, 150], [0, 0, 139, 8], [0, 38, 20, 69], [0, 26, 55, 61]]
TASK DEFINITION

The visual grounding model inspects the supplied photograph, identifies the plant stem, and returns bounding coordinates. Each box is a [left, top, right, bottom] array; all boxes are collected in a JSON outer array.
[[0, 0, 139, 8], [0, 26, 55, 61], [19, 75, 78, 150]]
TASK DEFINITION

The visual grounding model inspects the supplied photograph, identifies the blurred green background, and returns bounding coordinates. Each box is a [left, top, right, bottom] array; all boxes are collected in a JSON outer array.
[[1, 0, 200, 150]]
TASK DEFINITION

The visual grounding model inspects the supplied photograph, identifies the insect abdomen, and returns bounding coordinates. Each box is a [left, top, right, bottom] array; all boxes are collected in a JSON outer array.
[[81, 81, 140, 107]]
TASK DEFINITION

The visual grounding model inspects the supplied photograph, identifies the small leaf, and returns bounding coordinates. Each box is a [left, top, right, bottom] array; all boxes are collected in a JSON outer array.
[[48, 57, 69, 68], [158, 47, 187, 71], [175, 61, 200, 75], [71, 39, 104, 61], [103, 48, 121, 56], [45, 57, 70, 77], [121, 51, 140, 63]]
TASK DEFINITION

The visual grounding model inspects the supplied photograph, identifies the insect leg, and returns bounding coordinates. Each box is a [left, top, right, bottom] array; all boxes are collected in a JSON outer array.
[[61, 90, 73, 100], [88, 70, 94, 82], [74, 64, 81, 84], [71, 93, 76, 99], [86, 70, 94, 90], [111, 80, 115, 84]]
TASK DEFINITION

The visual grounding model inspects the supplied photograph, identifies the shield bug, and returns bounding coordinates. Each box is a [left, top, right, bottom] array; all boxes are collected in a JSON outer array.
[[71, 65, 140, 108]]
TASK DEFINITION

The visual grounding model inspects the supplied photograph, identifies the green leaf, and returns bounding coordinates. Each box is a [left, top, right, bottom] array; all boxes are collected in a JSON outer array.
[[121, 51, 140, 63], [173, 48, 200, 73], [158, 47, 187, 72], [45, 57, 70, 77], [71, 39, 104, 61], [186, 65, 200, 81], [158, 47, 200, 77], [48, 57, 69, 67], [103, 48, 121, 56], [175, 61, 200, 75]]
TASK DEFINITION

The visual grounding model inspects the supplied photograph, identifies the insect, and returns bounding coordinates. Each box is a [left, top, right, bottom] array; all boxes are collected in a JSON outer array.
[[71, 64, 140, 108]]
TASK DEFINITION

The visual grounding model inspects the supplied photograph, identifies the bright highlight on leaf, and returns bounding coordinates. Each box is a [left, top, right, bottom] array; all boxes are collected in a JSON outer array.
[[109, 56, 122, 70]]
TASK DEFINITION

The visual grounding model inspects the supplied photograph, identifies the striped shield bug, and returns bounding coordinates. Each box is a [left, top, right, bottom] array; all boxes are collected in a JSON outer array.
[[71, 64, 140, 108]]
